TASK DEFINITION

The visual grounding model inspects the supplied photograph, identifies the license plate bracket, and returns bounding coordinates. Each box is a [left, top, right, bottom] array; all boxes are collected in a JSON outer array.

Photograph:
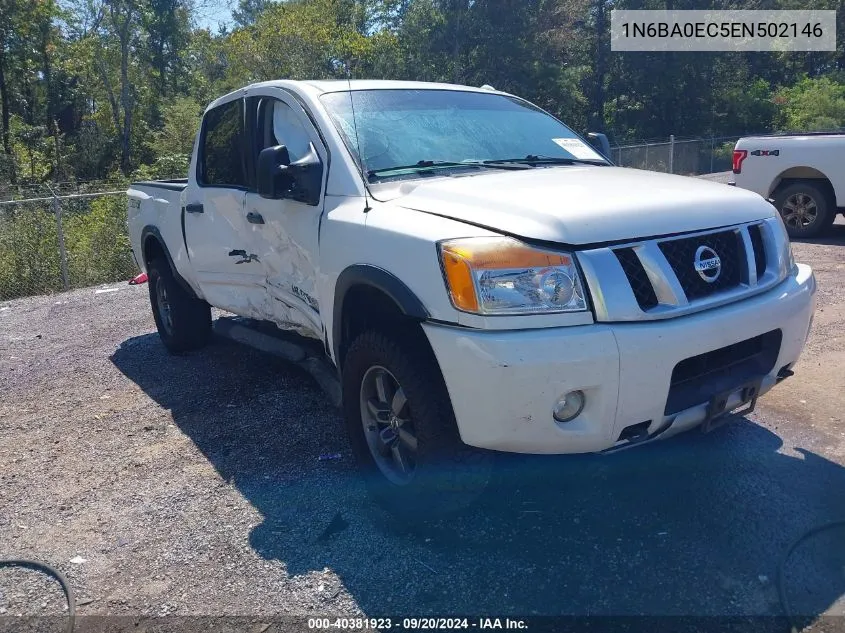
[[701, 378, 763, 433]]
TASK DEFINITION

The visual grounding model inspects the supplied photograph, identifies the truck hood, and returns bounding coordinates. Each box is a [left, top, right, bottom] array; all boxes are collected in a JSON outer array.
[[389, 166, 775, 245]]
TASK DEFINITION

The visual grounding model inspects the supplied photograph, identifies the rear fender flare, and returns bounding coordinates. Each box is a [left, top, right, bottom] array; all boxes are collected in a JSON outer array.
[[140, 226, 201, 300]]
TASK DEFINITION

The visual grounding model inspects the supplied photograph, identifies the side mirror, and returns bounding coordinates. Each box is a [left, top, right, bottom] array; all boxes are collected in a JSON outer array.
[[257, 143, 323, 205], [587, 132, 612, 161], [257, 145, 291, 199]]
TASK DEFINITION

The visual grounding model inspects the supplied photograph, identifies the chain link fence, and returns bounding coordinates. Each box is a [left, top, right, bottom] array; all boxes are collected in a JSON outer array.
[[0, 187, 138, 301], [612, 135, 741, 176]]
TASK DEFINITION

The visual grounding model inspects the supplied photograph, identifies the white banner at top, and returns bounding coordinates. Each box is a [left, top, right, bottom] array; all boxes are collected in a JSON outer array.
[[610, 10, 836, 52]]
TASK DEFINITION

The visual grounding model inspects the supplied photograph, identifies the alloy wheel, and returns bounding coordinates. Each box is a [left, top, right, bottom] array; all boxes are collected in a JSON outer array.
[[359, 365, 419, 485]]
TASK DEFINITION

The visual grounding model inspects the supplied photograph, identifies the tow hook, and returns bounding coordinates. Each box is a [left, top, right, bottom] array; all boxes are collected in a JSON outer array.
[[776, 366, 795, 383]]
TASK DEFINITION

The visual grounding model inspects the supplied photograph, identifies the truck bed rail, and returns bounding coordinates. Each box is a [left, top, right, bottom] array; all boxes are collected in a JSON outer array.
[[130, 179, 188, 192]]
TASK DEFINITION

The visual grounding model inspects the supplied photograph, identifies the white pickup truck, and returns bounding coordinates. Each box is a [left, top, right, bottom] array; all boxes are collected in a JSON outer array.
[[732, 133, 845, 238], [128, 80, 816, 516]]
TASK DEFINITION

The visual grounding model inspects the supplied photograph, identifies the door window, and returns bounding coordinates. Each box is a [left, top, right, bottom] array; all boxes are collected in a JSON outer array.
[[200, 99, 247, 187]]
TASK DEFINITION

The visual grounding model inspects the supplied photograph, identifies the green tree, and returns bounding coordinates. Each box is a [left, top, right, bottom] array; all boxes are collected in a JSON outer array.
[[775, 76, 845, 132], [142, 0, 193, 100], [233, 0, 273, 26]]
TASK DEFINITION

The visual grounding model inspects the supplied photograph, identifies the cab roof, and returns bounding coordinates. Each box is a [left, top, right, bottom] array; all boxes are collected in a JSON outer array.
[[300, 79, 504, 94], [206, 79, 510, 112]]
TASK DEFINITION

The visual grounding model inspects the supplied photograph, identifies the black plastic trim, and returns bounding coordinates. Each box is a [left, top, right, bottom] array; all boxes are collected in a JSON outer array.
[[140, 225, 200, 299], [332, 264, 429, 363], [614, 247, 658, 310], [665, 329, 782, 416]]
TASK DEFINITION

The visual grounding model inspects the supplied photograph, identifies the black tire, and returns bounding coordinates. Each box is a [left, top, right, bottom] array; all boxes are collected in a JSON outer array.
[[147, 257, 212, 354], [773, 181, 835, 239], [342, 328, 494, 519]]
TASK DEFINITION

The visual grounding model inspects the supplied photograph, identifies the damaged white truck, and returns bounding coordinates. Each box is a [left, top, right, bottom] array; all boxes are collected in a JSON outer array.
[[128, 80, 816, 515]]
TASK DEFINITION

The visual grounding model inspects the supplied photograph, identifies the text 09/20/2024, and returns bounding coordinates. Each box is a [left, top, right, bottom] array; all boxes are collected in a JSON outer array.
[[307, 618, 529, 630]]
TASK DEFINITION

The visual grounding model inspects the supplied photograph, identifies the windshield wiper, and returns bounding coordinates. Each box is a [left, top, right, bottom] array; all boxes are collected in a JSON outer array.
[[484, 154, 609, 167], [367, 159, 530, 181]]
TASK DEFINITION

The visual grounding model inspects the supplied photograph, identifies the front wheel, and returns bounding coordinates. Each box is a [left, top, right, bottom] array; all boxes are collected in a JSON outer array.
[[773, 181, 835, 239], [342, 329, 494, 519]]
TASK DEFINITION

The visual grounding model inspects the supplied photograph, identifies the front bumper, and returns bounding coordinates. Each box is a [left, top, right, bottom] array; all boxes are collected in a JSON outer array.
[[422, 264, 816, 454]]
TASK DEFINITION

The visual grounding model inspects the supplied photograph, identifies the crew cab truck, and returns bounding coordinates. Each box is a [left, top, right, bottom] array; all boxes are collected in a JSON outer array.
[[128, 80, 816, 516], [732, 133, 845, 238]]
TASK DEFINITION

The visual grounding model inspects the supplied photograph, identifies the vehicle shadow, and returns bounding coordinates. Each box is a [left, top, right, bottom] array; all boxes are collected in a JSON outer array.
[[111, 331, 845, 622], [791, 218, 845, 246]]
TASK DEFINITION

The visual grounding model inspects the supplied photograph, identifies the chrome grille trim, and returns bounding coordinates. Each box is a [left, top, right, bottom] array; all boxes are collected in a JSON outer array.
[[739, 225, 758, 286], [635, 242, 688, 307], [577, 217, 789, 322]]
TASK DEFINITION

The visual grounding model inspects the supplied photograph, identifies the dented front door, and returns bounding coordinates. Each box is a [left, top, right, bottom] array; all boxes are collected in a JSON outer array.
[[243, 91, 325, 339]]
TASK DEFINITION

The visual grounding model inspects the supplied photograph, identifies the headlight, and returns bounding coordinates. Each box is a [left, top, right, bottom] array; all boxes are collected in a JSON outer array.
[[438, 237, 588, 315], [784, 240, 796, 273], [774, 214, 797, 275]]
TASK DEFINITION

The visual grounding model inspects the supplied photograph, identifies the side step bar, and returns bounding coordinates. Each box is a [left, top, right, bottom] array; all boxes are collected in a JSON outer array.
[[213, 316, 342, 408]]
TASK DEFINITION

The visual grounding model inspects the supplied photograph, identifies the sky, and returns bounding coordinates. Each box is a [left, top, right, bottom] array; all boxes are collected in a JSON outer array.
[[193, 0, 235, 31]]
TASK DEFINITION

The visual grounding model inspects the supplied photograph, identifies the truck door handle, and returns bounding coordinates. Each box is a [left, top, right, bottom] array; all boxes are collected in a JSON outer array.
[[246, 211, 265, 224], [185, 202, 204, 214]]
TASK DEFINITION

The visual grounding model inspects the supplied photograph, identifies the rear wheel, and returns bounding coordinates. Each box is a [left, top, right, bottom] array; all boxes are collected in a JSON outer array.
[[342, 328, 493, 519], [774, 181, 835, 239], [148, 258, 212, 353]]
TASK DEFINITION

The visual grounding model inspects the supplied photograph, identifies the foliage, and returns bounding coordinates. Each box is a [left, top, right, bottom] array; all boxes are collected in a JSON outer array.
[[151, 97, 202, 156], [775, 76, 845, 132], [1, 0, 845, 185], [63, 194, 136, 287], [232, 0, 273, 27], [4, 0, 845, 299], [0, 194, 136, 300], [0, 203, 62, 299]]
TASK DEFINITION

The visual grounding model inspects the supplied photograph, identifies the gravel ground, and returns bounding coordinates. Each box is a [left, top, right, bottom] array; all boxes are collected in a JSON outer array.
[[1, 212, 844, 629], [696, 171, 734, 184]]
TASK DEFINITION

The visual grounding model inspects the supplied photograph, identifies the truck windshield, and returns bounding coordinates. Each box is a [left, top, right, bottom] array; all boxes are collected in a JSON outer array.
[[319, 89, 608, 182]]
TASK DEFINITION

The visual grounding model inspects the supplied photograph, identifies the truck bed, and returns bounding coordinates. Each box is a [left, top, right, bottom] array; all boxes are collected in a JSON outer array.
[[127, 179, 195, 291]]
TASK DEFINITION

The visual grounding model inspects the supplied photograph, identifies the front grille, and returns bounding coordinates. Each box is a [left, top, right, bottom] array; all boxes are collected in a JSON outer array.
[[748, 224, 767, 278], [665, 329, 782, 415], [658, 230, 743, 300], [614, 248, 658, 310]]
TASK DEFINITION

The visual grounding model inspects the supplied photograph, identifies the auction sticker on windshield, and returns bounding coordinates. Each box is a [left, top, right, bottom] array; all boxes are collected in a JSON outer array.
[[551, 137, 604, 160]]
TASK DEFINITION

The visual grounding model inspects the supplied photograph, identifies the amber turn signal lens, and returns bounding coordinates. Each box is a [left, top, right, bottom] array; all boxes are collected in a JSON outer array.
[[441, 248, 479, 312]]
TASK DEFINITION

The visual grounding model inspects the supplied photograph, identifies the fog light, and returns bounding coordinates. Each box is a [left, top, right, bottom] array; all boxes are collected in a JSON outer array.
[[553, 390, 585, 423]]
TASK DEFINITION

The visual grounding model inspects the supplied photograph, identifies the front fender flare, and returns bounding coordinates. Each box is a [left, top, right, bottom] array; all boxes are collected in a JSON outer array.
[[332, 264, 429, 365]]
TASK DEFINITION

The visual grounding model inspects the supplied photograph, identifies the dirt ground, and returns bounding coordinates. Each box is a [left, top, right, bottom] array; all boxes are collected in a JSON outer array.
[[1, 214, 844, 630]]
